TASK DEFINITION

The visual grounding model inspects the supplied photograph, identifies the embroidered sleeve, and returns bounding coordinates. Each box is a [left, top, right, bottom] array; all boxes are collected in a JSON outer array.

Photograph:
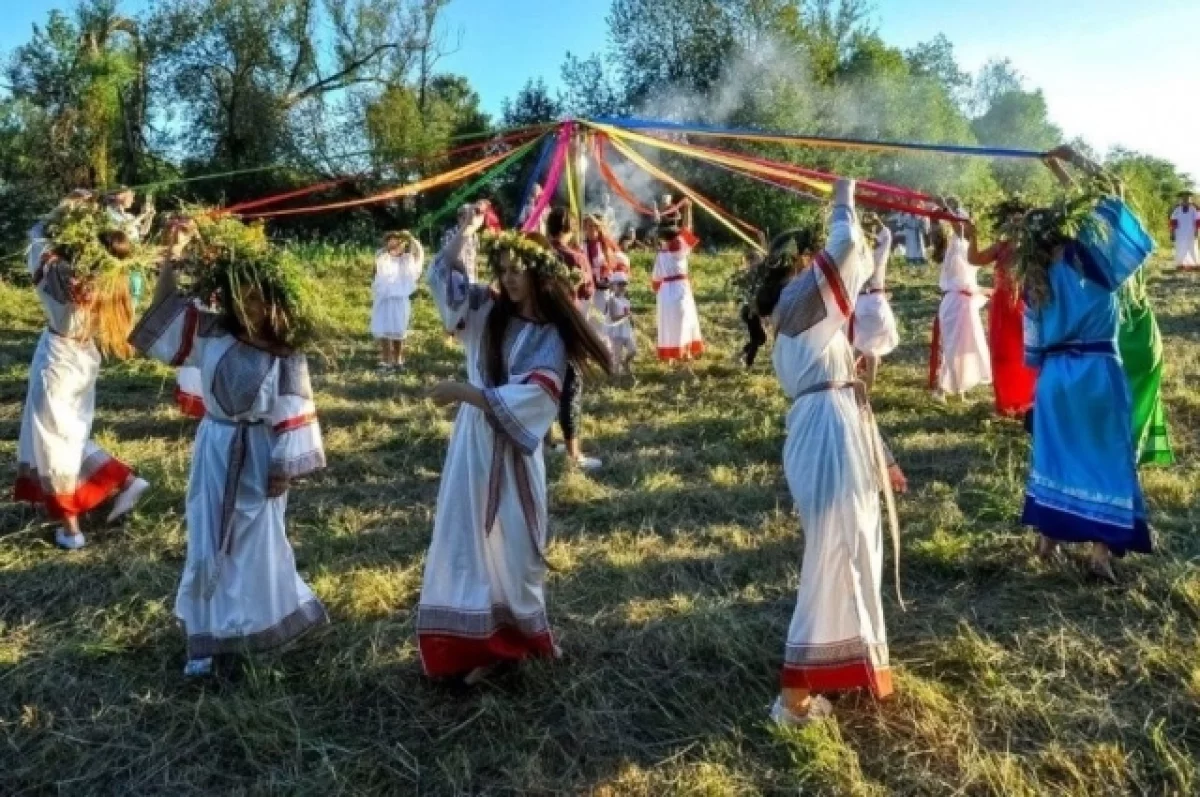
[[128, 290, 203, 367], [268, 355, 325, 480], [481, 381, 560, 456], [772, 269, 828, 338], [427, 251, 492, 336]]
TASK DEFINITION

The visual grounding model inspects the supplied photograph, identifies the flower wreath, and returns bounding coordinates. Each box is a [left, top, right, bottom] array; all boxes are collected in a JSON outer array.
[[481, 230, 580, 288]]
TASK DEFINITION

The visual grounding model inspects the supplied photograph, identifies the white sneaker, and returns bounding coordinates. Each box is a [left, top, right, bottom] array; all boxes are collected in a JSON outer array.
[[183, 657, 214, 677], [55, 528, 86, 550], [770, 695, 833, 727], [573, 455, 603, 472], [107, 477, 150, 523], [553, 444, 567, 454]]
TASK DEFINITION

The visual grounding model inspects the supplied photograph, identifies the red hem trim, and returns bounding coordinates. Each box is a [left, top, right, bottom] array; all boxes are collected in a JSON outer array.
[[657, 341, 705, 361], [174, 387, 206, 419], [418, 629, 557, 678], [928, 314, 942, 390], [14, 458, 132, 519], [273, 413, 317, 434], [782, 661, 893, 699]]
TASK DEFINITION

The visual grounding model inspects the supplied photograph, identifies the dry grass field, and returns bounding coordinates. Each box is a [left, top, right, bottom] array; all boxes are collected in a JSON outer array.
[[2, 246, 1198, 795]]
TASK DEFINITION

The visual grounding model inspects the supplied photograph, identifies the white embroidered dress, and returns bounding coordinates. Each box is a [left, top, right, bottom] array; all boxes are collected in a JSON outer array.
[[15, 224, 134, 518], [771, 182, 893, 698], [933, 234, 992, 394], [851, 226, 900, 357], [416, 256, 567, 677], [130, 293, 328, 659], [371, 243, 425, 341], [1170, 203, 1199, 267], [606, 294, 637, 362], [652, 230, 704, 360]]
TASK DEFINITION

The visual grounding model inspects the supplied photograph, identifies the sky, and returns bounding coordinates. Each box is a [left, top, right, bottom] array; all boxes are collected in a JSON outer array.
[[3, 0, 1197, 180]]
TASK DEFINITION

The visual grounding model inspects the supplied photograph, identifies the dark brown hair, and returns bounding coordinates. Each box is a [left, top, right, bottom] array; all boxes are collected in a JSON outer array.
[[546, 207, 575, 239], [99, 229, 133, 259], [754, 226, 824, 318], [482, 238, 612, 387]]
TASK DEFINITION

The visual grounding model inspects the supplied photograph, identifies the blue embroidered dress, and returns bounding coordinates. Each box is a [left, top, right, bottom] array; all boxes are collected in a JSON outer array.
[[1021, 199, 1155, 556]]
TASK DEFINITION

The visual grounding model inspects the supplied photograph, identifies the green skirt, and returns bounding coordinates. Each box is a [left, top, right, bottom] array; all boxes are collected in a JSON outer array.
[[1118, 305, 1174, 466]]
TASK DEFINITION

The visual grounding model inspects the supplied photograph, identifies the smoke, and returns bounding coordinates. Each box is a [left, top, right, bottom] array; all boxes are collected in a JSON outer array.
[[582, 32, 992, 224]]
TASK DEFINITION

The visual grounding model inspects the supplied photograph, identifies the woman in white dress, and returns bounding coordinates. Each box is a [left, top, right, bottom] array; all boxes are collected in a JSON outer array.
[[16, 197, 151, 550], [417, 227, 611, 683], [752, 180, 906, 725], [850, 217, 900, 390], [129, 234, 328, 676], [1170, 191, 1199, 270], [652, 199, 704, 362], [929, 213, 992, 402], [371, 230, 425, 371]]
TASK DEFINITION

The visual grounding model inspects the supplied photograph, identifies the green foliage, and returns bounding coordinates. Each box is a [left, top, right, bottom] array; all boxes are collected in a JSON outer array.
[[500, 78, 562, 128]]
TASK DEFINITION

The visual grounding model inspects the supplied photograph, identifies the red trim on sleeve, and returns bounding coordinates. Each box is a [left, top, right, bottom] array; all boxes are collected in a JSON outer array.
[[170, 306, 199, 367], [815, 251, 852, 317], [273, 413, 317, 434]]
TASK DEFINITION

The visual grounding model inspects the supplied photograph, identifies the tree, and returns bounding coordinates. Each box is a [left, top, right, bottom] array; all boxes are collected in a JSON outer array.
[[906, 34, 971, 108], [500, 79, 561, 129], [560, 53, 623, 119], [1107, 148, 1192, 243], [149, 0, 441, 170], [6, 0, 146, 189]]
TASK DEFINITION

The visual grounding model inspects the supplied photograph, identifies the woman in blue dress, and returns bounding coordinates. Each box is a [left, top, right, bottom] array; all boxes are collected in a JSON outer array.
[[1021, 147, 1155, 581]]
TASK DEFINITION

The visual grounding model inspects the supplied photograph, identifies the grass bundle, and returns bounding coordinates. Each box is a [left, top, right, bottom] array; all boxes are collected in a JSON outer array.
[[181, 213, 323, 351]]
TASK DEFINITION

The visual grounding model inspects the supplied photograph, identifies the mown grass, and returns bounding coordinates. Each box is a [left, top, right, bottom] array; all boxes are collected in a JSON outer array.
[[1, 245, 1198, 796]]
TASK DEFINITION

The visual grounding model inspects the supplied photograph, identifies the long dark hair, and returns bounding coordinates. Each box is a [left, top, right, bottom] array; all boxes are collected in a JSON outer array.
[[481, 235, 612, 386]]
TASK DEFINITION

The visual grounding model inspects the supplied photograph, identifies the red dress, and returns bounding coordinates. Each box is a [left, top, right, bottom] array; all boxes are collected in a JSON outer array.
[[978, 242, 1036, 417]]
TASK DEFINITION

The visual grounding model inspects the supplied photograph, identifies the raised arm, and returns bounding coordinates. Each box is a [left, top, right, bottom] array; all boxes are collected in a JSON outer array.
[[965, 222, 1002, 267]]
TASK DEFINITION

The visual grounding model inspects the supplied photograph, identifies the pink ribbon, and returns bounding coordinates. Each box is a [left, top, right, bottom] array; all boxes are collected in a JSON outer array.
[[521, 121, 573, 233]]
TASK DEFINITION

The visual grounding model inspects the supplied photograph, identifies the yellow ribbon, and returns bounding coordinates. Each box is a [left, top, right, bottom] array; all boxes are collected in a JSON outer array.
[[601, 130, 765, 253]]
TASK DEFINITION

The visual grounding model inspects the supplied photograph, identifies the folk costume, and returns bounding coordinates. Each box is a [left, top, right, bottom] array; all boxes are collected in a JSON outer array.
[[770, 181, 898, 707], [1022, 198, 1154, 556], [416, 239, 568, 677], [130, 291, 329, 665], [929, 231, 992, 396], [371, 240, 425, 342], [652, 221, 704, 361], [850, 225, 900, 359], [14, 224, 138, 528]]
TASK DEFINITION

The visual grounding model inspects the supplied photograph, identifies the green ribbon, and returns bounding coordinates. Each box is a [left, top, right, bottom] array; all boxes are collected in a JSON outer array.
[[415, 135, 545, 236]]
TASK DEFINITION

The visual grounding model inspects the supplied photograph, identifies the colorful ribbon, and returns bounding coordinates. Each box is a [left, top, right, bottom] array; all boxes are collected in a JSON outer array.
[[592, 116, 1050, 160], [521, 122, 574, 233], [238, 149, 516, 220], [603, 132, 764, 252], [416, 135, 545, 234]]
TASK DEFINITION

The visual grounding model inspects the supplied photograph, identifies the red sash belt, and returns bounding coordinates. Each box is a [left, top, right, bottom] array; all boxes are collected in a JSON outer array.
[[662, 274, 689, 284]]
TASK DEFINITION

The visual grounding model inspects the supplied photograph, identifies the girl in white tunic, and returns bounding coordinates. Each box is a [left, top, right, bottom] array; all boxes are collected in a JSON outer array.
[[850, 218, 900, 389], [16, 199, 151, 550], [606, 271, 637, 376], [130, 243, 328, 676], [652, 199, 704, 362], [1170, 191, 1199, 270], [418, 229, 611, 683], [754, 181, 906, 725], [371, 230, 425, 370], [930, 220, 992, 401]]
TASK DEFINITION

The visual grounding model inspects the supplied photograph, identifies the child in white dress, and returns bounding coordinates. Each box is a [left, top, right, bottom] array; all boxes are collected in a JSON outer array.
[[606, 271, 637, 376], [371, 231, 424, 370]]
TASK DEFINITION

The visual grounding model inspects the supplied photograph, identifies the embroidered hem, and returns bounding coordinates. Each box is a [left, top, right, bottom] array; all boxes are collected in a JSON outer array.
[[14, 457, 132, 519], [185, 598, 329, 659], [1021, 494, 1152, 557], [781, 661, 893, 698], [657, 341, 705, 361]]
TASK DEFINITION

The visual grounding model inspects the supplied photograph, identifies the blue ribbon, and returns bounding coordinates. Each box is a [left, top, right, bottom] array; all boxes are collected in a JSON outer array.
[[517, 135, 555, 218], [590, 116, 1049, 160]]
